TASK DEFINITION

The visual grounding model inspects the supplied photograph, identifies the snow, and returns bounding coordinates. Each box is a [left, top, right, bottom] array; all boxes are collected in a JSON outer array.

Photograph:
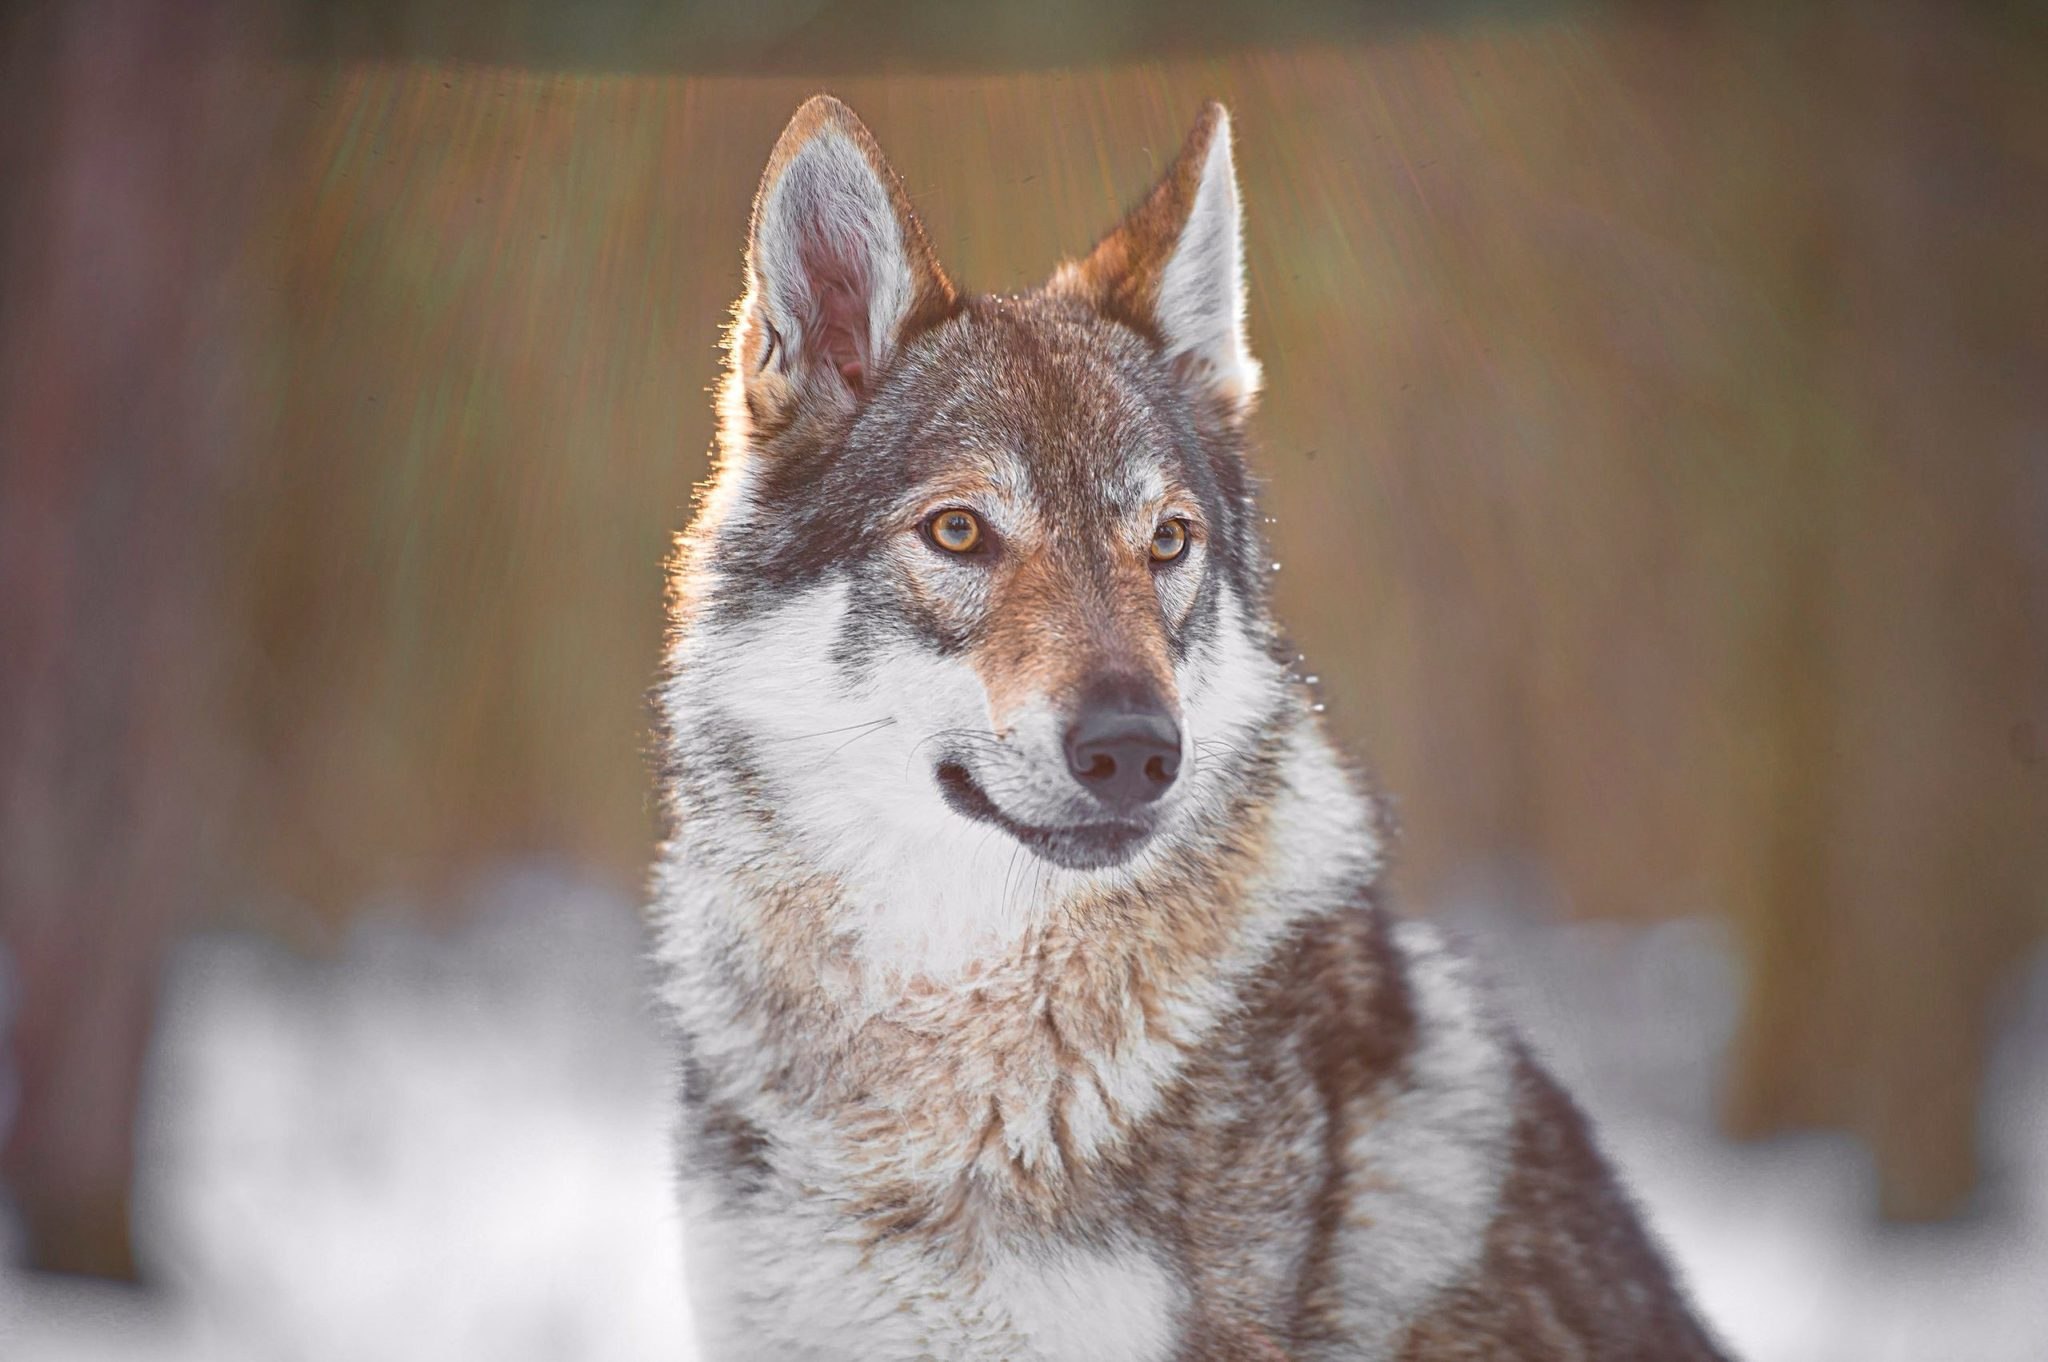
[[1, 866, 695, 1362], [1435, 880, 2048, 1362], [3, 859, 2044, 1360]]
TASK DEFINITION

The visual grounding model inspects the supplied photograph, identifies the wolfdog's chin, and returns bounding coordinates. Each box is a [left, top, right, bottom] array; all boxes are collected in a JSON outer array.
[[932, 761, 1155, 871]]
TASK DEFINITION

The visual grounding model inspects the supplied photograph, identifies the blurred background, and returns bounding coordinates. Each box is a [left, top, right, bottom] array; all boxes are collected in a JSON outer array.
[[2, 0, 2044, 1357]]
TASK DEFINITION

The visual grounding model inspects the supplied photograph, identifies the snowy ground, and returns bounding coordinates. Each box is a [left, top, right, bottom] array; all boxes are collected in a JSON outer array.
[[3, 860, 2044, 1360]]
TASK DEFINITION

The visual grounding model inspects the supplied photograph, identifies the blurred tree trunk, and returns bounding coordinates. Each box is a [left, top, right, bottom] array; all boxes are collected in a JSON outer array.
[[1703, 2, 2048, 1219], [1815, 8, 2048, 1219], [0, 0, 268, 1278]]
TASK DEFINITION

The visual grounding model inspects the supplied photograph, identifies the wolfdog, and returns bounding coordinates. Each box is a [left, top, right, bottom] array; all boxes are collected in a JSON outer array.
[[651, 94, 1729, 1361]]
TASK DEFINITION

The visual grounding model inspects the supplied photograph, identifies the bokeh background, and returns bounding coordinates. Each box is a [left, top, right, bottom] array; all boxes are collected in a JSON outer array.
[[3, 0, 2044, 1357]]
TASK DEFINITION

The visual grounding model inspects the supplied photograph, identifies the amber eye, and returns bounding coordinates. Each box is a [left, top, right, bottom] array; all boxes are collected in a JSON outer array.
[[1149, 518, 1191, 563], [925, 508, 983, 554]]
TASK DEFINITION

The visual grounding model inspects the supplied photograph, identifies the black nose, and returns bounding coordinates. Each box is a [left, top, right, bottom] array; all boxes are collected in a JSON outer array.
[[1064, 679, 1181, 810]]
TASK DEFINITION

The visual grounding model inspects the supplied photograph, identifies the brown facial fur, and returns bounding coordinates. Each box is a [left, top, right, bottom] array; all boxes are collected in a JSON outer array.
[[965, 510, 1186, 731]]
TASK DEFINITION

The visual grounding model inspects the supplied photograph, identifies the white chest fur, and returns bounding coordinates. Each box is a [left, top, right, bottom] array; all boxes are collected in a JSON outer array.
[[997, 1245, 1183, 1361], [679, 1182, 1182, 1362]]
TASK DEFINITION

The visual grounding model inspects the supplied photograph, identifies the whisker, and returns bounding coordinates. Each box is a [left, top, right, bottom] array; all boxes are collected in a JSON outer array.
[[762, 717, 895, 746], [905, 726, 1007, 775], [824, 719, 898, 760], [1002, 841, 1026, 917], [968, 820, 1006, 882]]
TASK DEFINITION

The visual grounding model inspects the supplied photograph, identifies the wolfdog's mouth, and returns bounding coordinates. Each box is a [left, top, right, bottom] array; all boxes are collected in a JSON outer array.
[[933, 761, 1152, 871]]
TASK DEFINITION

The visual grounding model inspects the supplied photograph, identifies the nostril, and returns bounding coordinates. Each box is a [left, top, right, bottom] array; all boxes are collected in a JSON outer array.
[[1064, 729, 1181, 807]]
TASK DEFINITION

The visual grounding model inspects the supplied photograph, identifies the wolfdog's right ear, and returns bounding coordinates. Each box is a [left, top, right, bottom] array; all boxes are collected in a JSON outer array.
[[731, 96, 956, 432]]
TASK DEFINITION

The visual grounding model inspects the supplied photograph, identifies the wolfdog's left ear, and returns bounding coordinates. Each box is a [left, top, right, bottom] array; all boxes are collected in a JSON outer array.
[[734, 95, 956, 429], [1051, 102, 1261, 419]]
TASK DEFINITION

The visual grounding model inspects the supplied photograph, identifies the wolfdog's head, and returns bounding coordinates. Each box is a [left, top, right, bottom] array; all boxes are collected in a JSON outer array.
[[665, 97, 1312, 948]]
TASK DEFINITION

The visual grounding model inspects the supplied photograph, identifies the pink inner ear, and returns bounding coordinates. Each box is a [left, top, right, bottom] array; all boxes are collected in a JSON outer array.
[[801, 231, 873, 395]]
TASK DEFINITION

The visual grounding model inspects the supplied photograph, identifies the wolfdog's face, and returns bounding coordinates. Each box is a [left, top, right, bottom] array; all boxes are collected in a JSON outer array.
[[666, 98, 1298, 940]]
